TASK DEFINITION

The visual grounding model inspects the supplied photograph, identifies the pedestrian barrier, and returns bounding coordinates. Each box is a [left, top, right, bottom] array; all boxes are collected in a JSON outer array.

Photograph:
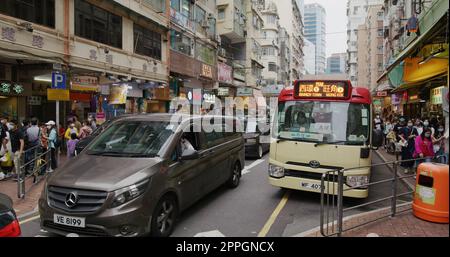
[[319, 154, 447, 237], [16, 145, 52, 199]]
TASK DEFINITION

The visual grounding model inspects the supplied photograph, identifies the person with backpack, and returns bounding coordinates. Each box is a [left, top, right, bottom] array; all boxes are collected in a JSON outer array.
[[25, 118, 40, 174], [398, 119, 418, 174], [46, 120, 58, 172]]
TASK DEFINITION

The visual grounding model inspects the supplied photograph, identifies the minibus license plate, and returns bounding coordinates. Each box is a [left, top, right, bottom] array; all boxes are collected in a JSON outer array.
[[301, 182, 323, 190], [54, 214, 85, 228]]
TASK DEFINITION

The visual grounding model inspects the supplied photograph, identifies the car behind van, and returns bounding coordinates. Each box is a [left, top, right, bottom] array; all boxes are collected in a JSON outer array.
[[39, 114, 244, 237]]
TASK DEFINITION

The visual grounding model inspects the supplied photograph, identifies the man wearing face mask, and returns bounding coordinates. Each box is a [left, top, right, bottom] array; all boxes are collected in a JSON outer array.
[[398, 119, 418, 174], [432, 124, 446, 163]]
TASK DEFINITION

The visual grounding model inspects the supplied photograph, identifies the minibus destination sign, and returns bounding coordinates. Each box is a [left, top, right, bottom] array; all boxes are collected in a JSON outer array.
[[294, 81, 351, 99]]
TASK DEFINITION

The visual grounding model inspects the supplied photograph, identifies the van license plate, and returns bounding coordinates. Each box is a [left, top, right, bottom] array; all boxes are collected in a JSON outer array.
[[301, 182, 323, 191], [54, 214, 85, 228]]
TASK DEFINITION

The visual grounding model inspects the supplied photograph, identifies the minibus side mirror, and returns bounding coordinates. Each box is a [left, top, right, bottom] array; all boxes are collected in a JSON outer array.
[[372, 129, 383, 148]]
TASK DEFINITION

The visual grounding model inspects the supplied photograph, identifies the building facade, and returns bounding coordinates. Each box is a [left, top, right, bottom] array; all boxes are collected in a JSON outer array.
[[0, 0, 169, 123], [276, 0, 305, 80], [346, 0, 383, 85], [303, 39, 316, 75], [304, 3, 326, 75], [326, 53, 347, 74]]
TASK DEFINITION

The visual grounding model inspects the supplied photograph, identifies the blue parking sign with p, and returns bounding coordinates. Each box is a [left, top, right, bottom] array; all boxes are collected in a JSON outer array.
[[52, 72, 66, 89]]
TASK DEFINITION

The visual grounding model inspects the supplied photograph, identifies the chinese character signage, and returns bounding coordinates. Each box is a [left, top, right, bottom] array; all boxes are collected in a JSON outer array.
[[218, 63, 233, 84], [295, 81, 351, 99], [201, 64, 213, 79], [47, 89, 70, 101], [71, 75, 99, 92], [430, 86, 444, 105]]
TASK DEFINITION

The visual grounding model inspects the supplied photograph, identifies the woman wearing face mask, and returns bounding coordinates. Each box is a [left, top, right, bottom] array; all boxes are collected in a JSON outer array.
[[413, 128, 435, 170], [432, 124, 446, 163], [398, 120, 418, 174], [64, 123, 78, 141], [422, 119, 435, 136], [46, 121, 58, 172], [414, 118, 423, 136]]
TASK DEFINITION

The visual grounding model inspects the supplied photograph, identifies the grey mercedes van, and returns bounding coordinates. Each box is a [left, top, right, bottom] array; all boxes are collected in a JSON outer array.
[[38, 114, 244, 237]]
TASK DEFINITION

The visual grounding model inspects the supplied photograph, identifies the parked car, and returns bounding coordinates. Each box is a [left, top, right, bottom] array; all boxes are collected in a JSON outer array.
[[39, 114, 244, 237], [243, 113, 271, 159], [0, 193, 21, 237]]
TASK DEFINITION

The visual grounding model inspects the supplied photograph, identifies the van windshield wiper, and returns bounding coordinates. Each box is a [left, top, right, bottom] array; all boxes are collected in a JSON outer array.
[[314, 141, 348, 147]]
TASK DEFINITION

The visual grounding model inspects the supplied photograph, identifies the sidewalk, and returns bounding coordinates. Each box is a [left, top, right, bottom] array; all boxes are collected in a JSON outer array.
[[375, 148, 416, 190], [0, 153, 68, 217], [299, 203, 449, 237]]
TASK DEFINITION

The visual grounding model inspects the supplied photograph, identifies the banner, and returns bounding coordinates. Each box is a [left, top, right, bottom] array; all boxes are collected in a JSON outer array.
[[218, 63, 233, 84], [109, 85, 128, 104]]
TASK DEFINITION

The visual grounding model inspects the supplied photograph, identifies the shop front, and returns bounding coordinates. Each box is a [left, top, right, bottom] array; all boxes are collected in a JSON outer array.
[[0, 81, 29, 121]]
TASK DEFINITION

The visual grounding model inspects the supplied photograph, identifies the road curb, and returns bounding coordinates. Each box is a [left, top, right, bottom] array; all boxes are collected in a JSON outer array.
[[18, 207, 39, 221], [374, 150, 415, 191], [292, 201, 412, 237]]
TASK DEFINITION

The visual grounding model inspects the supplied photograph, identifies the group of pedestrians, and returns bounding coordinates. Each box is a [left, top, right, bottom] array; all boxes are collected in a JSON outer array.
[[0, 115, 97, 180], [375, 114, 447, 175]]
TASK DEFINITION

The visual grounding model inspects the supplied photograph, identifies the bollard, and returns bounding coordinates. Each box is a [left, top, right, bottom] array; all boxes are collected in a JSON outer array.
[[391, 161, 398, 217]]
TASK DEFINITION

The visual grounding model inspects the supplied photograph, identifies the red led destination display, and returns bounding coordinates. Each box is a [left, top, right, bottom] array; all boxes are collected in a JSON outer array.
[[294, 81, 351, 99]]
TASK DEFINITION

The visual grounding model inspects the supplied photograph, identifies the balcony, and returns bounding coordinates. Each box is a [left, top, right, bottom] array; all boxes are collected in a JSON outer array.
[[233, 61, 246, 81], [217, 12, 246, 43]]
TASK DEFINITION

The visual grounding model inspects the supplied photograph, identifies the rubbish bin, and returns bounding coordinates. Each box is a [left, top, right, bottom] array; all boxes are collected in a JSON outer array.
[[412, 162, 449, 223]]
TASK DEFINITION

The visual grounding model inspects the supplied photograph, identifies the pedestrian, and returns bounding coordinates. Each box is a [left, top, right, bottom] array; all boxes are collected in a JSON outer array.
[[413, 127, 435, 169], [414, 118, 424, 136], [398, 119, 418, 174], [25, 118, 41, 174], [88, 116, 97, 131], [73, 117, 82, 132], [6, 120, 24, 179], [64, 123, 78, 141], [46, 120, 58, 172], [39, 123, 49, 175], [79, 121, 93, 139], [67, 133, 79, 159], [383, 119, 393, 148], [0, 123, 13, 179], [374, 114, 384, 131], [58, 122, 66, 154], [422, 119, 435, 136], [432, 123, 446, 163]]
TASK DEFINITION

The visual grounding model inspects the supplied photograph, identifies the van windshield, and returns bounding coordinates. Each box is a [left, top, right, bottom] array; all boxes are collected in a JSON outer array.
[[86, 121, 174, 157]]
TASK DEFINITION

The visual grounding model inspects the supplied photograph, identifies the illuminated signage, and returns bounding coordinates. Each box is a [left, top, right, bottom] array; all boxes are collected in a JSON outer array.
[[430, 86, 444, 105], [201, 64, 213, 79], [295, 81, 351, 99], [409, 95, 419, 101], [376, 91, 387, 97]]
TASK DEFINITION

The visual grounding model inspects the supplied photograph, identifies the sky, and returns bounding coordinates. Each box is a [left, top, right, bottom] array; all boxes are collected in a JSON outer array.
[[304, 0, 348, 57]]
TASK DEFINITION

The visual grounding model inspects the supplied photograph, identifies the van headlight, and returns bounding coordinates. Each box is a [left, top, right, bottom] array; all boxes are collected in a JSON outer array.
[[111, 179, 150, 208], [346, 175, 369, 188], [269, 164, 284, 178]]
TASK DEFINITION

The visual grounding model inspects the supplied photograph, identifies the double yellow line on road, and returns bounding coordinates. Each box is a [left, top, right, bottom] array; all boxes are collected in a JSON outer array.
[[257, 190, 291, 237], [19, 214, 40, 225]]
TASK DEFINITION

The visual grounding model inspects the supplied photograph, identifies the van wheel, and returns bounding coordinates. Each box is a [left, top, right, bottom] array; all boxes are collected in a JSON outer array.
[[227, 162, 241, 188], [151, 195, 178, 237], [257, 145, 263, 159]]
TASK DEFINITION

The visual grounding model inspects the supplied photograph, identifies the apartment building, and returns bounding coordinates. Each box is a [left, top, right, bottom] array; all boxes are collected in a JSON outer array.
[[326, 53, 347, 74]]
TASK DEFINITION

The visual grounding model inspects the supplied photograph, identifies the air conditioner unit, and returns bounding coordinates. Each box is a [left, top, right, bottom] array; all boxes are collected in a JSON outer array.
[[201, 20, 210, 28]]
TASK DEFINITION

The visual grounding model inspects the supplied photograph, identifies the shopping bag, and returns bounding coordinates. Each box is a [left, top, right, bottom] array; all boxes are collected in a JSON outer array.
[[0, 152, 12, 167]]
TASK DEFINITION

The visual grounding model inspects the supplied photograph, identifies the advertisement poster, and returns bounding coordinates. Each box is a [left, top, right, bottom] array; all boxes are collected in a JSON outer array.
[[109, 85, 128, 104]]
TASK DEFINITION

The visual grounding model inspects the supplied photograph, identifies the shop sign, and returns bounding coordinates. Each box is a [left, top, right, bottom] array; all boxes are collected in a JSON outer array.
[[96, 112, 106, 124], [217, 87, 229, 96], [0, 82, 24, 95], [430, 86, 444, 105], [1, 27, 15, 41], [47, 89, 70, 101], [200, 64, 213, 79], [376, 91, 388, 97], [70, 92, 92, 102], [71, 75, 100, 92], [109, 85, 128, 104], [237, 87, 253, 96], [218, 63, 233, 84], [203, 92, 216, 103], [442, 87, 448, 113], [403, 57, 448, 83], [28, 96, 42, 105]]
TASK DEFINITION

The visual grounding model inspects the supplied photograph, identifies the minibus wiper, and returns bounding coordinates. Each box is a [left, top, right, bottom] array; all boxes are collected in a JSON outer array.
[[314, 141, 347, 147]]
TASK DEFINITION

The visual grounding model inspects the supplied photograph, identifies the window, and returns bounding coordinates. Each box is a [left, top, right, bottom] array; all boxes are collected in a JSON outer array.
[[353, 6, 359, 14], [377, 29, 383, 37], [218, 7, 225, 20], [267, 15, 276, 24], [0, 0, 55, 28], [170, 0, 191, 18], [75, 0, 122, 48], [262, 46, 275, 56], [170, 29, 192, 56], [195, 42, 215, 65], [268, 62, 277, 72], [143, 0, 165, 13], [134, 23, 162, 60], [194, 5, 206, 24]]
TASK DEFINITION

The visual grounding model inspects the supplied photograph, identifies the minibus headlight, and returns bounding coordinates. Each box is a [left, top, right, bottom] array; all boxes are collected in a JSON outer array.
[[111, 179, 150, 208], [346, 176, 369, 188], [269, 164, 284, 178]]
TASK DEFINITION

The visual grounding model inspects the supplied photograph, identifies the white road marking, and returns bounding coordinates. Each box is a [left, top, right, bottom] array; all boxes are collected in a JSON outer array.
[[194, 230, 225, 237], [34, 235, 48, 237], [242, 159, 266, 175]]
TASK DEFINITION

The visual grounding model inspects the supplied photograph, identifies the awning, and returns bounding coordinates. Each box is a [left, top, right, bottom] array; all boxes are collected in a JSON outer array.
[[377, 6, 448, 83], [391, 73, 448, 93]]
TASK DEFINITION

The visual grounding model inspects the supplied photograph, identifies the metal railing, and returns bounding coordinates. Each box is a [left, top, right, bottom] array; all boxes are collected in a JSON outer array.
[[15, 145, 51, 199], [320, 154, 447, 237]]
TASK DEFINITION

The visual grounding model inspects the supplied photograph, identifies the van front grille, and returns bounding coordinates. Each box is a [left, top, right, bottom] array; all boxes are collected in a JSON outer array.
[[48, 186, 108, 213]]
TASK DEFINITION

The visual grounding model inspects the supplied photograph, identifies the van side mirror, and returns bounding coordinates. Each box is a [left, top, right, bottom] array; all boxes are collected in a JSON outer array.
[[179, 151, 200, 161], [372, 129, 383, 148]]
